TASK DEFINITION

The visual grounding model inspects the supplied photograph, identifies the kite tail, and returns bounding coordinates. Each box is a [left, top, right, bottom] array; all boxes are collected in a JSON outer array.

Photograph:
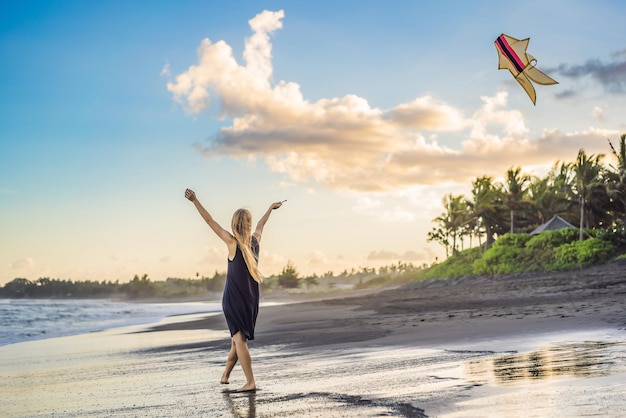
[[525, 66, 558, 85], [524, 54, 558, 85], [515, 73, 537, 105]]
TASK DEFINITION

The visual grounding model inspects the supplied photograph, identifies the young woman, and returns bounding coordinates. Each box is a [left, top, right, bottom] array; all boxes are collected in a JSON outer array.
[[184, 188, 283, 392]]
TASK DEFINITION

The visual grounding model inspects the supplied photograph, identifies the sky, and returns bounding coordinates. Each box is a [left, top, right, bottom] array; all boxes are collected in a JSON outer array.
[[1, 0, 625, 285]]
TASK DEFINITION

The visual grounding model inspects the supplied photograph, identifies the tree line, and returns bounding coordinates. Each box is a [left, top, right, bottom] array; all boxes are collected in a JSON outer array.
[[428, 134, 626, 257], [0, 273, 226, 299], [0, 261, 420, 299]]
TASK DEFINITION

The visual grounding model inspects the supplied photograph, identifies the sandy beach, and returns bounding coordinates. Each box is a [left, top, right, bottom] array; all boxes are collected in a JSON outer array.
[[1, 260, 625, 417]]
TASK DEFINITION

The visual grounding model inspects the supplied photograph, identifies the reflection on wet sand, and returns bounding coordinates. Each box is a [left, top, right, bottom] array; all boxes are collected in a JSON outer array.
[[467, 341, 623, 384], [223, 391, 256, 418], [223, 389, 427, 418]]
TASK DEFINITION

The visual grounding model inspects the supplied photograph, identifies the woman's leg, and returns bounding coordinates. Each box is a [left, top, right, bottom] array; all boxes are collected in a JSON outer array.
[[232, 331, 256, 391], [221, 339, 238, 384]]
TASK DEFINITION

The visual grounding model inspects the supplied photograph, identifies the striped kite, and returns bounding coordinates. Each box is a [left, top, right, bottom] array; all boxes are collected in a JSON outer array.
[[494, 33, 558, 105]]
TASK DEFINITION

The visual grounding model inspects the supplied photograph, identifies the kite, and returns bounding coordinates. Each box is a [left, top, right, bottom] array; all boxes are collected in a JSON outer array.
[[494, 33, 558, 105]]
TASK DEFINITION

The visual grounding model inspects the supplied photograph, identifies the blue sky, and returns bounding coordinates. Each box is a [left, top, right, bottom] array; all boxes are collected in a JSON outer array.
[[1, 0, 625, 284]]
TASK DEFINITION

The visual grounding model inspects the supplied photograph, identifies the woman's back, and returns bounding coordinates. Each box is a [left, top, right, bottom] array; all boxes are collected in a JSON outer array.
[[223, 236, 260, 340]]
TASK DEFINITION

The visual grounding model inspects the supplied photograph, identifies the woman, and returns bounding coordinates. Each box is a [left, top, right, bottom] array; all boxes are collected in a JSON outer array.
[[184, 188, 283, 392]]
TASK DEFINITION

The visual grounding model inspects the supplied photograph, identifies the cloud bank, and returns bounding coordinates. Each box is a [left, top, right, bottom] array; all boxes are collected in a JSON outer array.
[[550, 51, 626, 94], [168, 10, 619, 193]]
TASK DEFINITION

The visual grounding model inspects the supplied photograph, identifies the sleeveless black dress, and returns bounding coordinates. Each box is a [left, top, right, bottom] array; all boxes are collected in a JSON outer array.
[[222, 236, 260, 340]]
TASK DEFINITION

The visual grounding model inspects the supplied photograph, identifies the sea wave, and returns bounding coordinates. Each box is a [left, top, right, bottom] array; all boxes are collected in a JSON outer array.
[[0, 298, 222, 346]]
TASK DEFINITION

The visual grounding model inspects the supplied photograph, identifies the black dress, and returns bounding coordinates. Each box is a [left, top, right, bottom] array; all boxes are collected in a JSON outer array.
[[222, 236, 260, 340]]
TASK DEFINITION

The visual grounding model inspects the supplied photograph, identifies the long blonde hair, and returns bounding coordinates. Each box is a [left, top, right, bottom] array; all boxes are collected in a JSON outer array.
[[231, 208, 263, 283]]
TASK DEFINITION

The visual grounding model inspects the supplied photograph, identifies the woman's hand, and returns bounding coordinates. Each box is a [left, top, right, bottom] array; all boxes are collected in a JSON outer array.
[[271, 200, 286, 210], [185, 188, 196, 202]]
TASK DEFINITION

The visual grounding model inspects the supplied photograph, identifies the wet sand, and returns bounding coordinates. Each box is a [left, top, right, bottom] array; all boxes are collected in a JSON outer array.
[[1, 260, 625, 417]]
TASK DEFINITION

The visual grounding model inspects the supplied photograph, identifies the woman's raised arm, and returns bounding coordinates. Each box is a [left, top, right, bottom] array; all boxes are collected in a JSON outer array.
[[253, 200, 284, 242], [185, 189, 235, 246]]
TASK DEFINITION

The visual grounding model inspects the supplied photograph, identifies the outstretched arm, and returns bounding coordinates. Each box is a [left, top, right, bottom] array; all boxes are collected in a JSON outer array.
[[185, 189, 235, 247], [253, 200, 284, 242]]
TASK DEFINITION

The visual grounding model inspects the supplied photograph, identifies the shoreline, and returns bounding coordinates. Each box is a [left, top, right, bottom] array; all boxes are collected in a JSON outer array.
[[145, 260, 626, 350], [2, 262, 625, 416]]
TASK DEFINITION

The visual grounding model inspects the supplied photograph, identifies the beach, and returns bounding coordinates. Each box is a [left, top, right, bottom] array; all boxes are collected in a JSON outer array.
[[1, 260, 625, 417]]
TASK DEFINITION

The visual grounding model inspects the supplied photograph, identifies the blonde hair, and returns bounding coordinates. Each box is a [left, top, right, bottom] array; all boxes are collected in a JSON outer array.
[[231, 208, 263, 283]]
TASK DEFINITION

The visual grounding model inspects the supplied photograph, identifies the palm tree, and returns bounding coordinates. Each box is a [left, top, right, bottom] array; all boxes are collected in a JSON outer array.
[[504, 167, 531, 233], [584, 177, 612, 228], [470, 176, 503, 248], [527, 176, 551, 226], [445, 193, 467, 254], [427, 226, 450, 257], [459, 196, 476, 249], [431, 193, 466, 255], [570, 149, 605, 240], [527, 163, 575, 228], [607, 134, 626, 224]]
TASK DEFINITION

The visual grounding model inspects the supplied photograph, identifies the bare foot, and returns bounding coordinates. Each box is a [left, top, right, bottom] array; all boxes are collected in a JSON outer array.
[[220, 373, 229, 384], [236, 382, 256, 392]]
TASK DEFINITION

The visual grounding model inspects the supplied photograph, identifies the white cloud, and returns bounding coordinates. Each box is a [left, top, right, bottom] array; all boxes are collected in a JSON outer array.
[[385, 96, 467, 131], [353, 196, 382, 212], [533, 127, 618, 159], [365, 248, 433, 263], [168, 10, 622, 197], [464, 92, 529, 154], [199, 246, 226, 265], [306, 250, 329, 269], [11, 258, 35, 271], [592, 105, 605, 121], [352, 193, 417, 223], [366, 250, 399, 261], [258, 250, 287, 275], [380, 206, 416, 222], [402, 250, 430, 262]]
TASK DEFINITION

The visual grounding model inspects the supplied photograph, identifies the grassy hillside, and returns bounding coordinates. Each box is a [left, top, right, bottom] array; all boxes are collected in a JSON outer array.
[[415, 227, 626, 280]]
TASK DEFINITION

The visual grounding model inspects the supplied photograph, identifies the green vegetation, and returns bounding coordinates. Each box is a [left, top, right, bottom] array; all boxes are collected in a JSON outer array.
[[0, 262, 421, 299], [275, 261, 301, 289], [420, 135, 626, 279], [0, 272, 228, 300], [260, 261, 420, 293], [428, 135, 626, 257], [416, 247, 481, 280], [415, 227, 625, 280]]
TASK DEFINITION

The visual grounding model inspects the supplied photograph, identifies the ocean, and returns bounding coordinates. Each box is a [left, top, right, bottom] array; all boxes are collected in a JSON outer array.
[[0, 298, 222, 347]]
